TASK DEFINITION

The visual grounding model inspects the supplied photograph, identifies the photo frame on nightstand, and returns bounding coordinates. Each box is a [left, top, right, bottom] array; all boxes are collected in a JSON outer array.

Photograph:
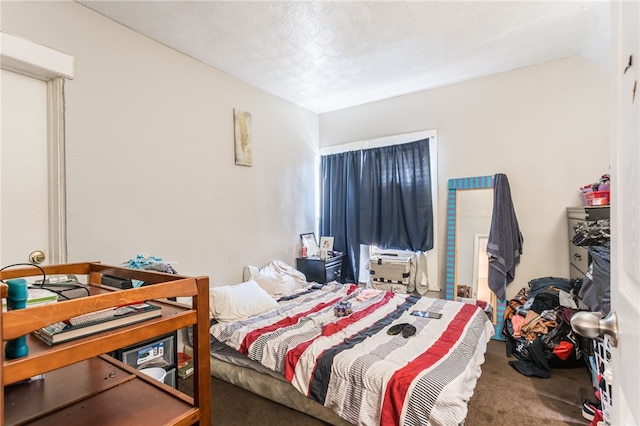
[[319, 236, 334, 251], [300, 232, 319, 257]]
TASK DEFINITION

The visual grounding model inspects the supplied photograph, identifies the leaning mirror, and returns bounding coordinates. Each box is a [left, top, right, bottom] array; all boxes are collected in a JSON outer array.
[[444, 176, 506, 340]]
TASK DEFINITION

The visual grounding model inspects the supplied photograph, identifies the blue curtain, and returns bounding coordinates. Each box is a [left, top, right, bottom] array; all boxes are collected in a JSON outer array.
[[320, 150, 362, 283], [320, 139, 433, 282], [360, 139, 433, 252]]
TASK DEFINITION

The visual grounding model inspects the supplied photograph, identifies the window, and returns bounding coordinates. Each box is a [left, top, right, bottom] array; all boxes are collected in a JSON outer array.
[[319, 130, 439, 291]]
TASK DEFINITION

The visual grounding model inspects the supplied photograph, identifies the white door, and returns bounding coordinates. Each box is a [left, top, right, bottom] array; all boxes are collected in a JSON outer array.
[[610, 1, 640, 424], [0, 32, 74, 269], [0, 69, 50, 266]]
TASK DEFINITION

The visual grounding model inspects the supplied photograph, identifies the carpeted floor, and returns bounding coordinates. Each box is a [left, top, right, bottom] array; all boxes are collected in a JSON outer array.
[[179, 339, 594, 425], [466, 340, 593, 426]]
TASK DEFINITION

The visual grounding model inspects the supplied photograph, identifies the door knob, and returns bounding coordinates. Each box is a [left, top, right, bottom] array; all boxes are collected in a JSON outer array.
[[570, 311, 618, 347], [28, 250, 46, 264]]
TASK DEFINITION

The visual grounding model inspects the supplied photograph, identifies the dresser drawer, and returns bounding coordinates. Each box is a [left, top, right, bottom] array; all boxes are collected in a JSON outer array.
[[569, 241, 589, 277], [324, 256, 343, 270], [569, 258, 588, 281], [325, 262, 342, 283]]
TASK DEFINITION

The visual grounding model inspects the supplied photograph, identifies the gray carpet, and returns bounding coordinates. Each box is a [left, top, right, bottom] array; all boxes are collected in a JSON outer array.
[[179, 339, 594, 425]]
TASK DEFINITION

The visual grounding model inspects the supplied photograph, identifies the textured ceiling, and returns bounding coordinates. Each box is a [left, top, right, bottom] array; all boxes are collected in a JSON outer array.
[[76, 1, 610, 113]]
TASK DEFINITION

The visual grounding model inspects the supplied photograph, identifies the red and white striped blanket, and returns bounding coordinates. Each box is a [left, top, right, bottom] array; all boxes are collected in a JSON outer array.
[[210, 283, 493, 425]]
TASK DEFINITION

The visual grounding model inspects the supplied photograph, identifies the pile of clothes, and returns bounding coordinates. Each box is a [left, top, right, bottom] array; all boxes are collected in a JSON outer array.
[[502, 277, 585, 378], [123, 253, 177, 287]]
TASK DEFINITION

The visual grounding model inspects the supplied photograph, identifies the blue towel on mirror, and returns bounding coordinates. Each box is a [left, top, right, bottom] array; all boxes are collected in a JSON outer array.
[[487, 174, 524, 301]]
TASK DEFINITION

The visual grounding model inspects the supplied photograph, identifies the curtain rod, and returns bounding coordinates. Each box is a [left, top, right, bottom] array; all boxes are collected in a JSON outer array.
[[319, 129, 436, 156]]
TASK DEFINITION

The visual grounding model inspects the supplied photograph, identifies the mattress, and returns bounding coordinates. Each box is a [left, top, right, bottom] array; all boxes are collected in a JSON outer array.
[[210, 283, 493, 425]]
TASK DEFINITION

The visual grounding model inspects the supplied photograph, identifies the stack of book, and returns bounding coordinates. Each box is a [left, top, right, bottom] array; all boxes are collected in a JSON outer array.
[[33, 302, 162, 345], [178, 352, 194, 379]]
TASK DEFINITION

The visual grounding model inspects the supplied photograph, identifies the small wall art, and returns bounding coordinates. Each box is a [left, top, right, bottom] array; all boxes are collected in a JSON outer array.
[[234, 108, 253, 166]]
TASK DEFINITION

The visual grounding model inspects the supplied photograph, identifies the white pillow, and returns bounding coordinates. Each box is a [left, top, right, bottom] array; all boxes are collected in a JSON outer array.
[[209, 280, 278, 322], [243, 265, 261, 281], [250, 260, 307, 298]]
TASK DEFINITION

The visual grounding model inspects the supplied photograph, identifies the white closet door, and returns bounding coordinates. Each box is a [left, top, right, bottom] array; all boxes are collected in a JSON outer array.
[[0, 69, 50, 266]]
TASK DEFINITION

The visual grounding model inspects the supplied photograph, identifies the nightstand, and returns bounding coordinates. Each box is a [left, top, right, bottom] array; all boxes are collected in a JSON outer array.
[[296, 254, 344, 284]]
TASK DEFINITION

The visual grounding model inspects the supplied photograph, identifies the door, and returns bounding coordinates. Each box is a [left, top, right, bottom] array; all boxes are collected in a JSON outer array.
[[610, 1, 640, 424], [0, 32, 74, 268], [1, 69, 50, 266]]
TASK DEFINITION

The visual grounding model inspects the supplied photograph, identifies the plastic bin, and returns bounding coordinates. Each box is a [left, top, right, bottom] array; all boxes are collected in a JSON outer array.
[[122, 334, 175, 369], [582, 190, 610, 206]]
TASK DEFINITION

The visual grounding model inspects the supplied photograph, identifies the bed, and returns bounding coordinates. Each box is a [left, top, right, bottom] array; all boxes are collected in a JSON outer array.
[[203, 261, 494, 426]]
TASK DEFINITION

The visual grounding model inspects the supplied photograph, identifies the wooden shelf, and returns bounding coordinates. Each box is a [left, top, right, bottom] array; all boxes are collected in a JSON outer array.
[[1, 262, 210, 425]]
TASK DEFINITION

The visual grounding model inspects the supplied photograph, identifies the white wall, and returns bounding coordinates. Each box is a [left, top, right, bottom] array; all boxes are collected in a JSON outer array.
[[2, 1, 318, 286], [319, 57, 609, 300]]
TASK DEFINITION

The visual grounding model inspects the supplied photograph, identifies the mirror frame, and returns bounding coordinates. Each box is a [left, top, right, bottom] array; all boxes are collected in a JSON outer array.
[[444, 175, 505, 341]]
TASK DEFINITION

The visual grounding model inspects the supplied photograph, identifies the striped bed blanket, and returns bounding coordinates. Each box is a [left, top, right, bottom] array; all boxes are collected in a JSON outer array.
[[210, 283, 494, 426]]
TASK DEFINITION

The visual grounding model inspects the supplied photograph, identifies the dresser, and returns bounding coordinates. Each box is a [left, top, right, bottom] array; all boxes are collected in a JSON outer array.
[[566, 206, 612, 425]]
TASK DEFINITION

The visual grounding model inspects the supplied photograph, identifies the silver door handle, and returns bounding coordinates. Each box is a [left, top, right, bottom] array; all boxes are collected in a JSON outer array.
[[570, 311, 618, 347], [29, 250, 46, 264]]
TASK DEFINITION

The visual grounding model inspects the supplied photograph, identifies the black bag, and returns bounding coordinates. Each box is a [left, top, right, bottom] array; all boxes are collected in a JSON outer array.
[[539, 314, 582, 368]]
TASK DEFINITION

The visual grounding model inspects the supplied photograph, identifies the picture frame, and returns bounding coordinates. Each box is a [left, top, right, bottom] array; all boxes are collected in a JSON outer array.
[[300, 232, 319, 257], [319, 236, 334, 251], [234, 108, 253, 167]]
